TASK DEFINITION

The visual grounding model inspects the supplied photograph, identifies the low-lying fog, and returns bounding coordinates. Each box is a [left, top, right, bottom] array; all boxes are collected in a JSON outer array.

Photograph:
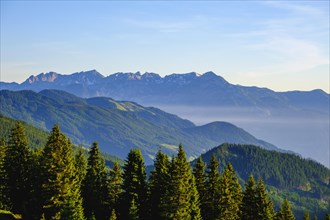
[[156, 105, 330, 168]]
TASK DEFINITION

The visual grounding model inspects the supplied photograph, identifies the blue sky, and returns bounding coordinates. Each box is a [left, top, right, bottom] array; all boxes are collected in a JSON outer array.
[[1, 1, 329, 92]]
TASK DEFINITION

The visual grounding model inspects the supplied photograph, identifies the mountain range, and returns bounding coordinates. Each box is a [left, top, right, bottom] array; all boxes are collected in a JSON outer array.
[[0, 89, 285, 164], [1, 70, 329, 167]]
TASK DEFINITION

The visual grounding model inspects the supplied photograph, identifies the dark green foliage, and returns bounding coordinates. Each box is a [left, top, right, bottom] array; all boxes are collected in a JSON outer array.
[[303, 211, 310, 220], [204, 154, 221, 220], [275, 199, 296, 220], [218, 163, 242, 220], [110, 209, 117, 220], [0, 139, 9, 210], [240, 175, 258, 220], [189, 175, 202, 220], [75, 150, 87, 185], [128, 198, 139, 220], [108, 162, 123, 219], [82, 142, 109, 220], [0, 210, 22, 220], [1, 120, 329, 219], [149, 150, 170, 219], [0, 114, 124, 167], [122, 148, 148, 220], [325, 214, 330, 220], [164, 144, 201, 219], [255, 178, 275, 219], [26, 149, 44, 219], [193, 156, 207, 220], [41, 125, 84, 219], [200, 143, 330, 218], [0, 114, 49, 150], [3, 122, 31, 215]]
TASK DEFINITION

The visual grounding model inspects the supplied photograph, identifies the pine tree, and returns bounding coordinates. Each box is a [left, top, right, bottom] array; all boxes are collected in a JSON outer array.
[[218, 163, 242, 220], [149, 150, 170, 220], [193, 156, 207, 220], [204, 154, 221, 220], [41, 125, 84, 219], [122, 148, 148, 220], [275, 199, 295, 220], [303, 211, 310, 220], [26, 149, 44, 220], [110, 209, 117, 220], [164, 144, 201, 220], [75, 150, 87, 185], [189, 175, 202, 220], [108, 161, 123, 219], [82, 142, 109, 220], [240, 175, 257, 220], [3, 121, 31, 215], [128, 198, 139, 220], [0, 138, 10, 210], [255, 178, 275, 219]]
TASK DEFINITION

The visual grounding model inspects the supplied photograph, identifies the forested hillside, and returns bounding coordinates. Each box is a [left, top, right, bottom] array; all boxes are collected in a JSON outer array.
[[0, 114, 123, 167], [197, 144, 330, 218], [0, 89, 283, 163], [0, 121, 329, 219]]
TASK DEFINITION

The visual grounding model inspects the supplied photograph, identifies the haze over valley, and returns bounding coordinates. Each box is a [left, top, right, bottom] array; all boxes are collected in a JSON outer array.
[[2, 70, 328, 167]]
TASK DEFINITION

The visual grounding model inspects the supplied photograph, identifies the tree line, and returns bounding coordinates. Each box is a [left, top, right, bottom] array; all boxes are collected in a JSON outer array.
[[0, 122, 329, 220]]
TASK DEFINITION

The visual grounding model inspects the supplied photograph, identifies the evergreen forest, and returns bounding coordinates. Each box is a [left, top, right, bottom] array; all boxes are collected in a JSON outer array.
[[0, 121, 329, 220]]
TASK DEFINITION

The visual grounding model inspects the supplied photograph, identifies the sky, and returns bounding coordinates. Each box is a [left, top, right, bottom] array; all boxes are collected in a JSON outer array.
[[1, 1, 329, 92]]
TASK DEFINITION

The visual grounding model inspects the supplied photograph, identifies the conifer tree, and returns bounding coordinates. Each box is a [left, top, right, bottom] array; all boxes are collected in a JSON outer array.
[[4, 121, 31, 215], [75, 150, 87, 185], [190, 175, 202, 220], [26, 149, 44, 220], [110, 209, 117, 220], [122, 148, 148, 220], [164, 144, 201, 220], [82, 142, 109, 220], [0, 138, 9, 210], [218, 163, 242, 220], [193, 156, 207, 220], [275, 199, 295, 220], [303, 211, 310, 220], [255, 178, 275, 219], [108, 161, 123, 218], [149, 150, 170, 220], [128, 198, 139, 220], [41, 125, 84, 219], [204, 154, 221, 220], [240, 175, 258, 220]]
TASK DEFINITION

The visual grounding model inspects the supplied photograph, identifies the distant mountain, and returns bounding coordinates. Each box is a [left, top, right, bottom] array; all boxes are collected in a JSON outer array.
[[2, 70, 328, 112], [196, 143, 330, 218], [0, 89, 284, 164], [1, 70, 329, 167]]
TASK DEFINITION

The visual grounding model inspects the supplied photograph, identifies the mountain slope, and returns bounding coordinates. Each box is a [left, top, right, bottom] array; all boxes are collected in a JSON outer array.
[[0, 114, 124, 167], [185, 121, 280, 152], [196, 143, 330, 218], [1, 70, 328, 166], [0, 89, 285, 163]]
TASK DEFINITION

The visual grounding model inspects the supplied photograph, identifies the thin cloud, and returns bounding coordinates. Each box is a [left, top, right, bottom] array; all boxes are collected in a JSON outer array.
[[234, 1, 329, 76], [263, 1, 325, 16], [123, 16, 206, 33]]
